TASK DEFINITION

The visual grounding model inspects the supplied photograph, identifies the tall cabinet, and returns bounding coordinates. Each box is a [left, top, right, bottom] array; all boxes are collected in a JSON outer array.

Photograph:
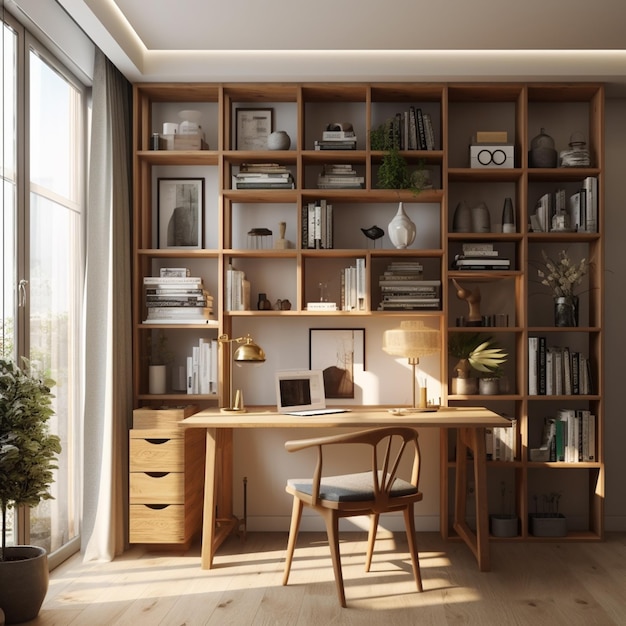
[[131, 82, 604, 544]]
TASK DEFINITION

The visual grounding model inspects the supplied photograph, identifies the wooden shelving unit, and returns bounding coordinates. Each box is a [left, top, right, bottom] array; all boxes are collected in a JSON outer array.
[[131, 82, 604, 544]]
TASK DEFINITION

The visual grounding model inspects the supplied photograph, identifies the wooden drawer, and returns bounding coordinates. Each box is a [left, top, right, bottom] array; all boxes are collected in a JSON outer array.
[[129, 504, 185, 543], [129, 436, 184, 472], [129, 472, 184, 504]]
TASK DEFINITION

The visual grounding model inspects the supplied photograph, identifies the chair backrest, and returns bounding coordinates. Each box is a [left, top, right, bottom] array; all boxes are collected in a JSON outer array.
[[285, 427, 421, 506]]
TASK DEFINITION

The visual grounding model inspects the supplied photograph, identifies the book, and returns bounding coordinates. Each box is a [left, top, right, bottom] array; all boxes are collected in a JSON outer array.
[[538, 336, 547, 395], [583, 176, 598, 232], [528, 337, 538, 395], [306, 302, 337, 311], [143, 276, 203, 285], [423, 112, 435, 150], [159, 267, 190, 278]]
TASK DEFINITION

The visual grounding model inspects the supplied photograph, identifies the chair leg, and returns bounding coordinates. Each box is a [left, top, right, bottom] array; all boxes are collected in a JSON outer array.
[[403, 504, 423, 592], [320, 508, 347, 608], [283, 497, 304, 586], [365, 513, 379, 572]]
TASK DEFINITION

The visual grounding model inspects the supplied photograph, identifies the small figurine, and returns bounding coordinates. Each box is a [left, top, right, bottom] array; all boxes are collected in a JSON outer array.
[[452, 278, 482, 326], [361, 225, 384, 247]]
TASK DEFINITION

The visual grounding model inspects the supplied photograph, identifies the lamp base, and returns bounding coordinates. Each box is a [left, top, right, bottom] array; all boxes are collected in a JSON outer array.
[[220, 407, 248, 413]]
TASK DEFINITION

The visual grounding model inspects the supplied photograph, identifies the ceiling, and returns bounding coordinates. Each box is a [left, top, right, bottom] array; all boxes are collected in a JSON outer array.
[[55, 0, 626, 92]]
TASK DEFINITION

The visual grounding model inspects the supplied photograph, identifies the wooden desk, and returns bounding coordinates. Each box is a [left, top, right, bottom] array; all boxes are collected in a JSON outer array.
[[181, 406, 510, 572]]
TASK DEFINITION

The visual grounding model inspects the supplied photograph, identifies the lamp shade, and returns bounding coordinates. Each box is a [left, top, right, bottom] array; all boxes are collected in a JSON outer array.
[[233, 335, 266, 362], [382, 320, 440, 359]]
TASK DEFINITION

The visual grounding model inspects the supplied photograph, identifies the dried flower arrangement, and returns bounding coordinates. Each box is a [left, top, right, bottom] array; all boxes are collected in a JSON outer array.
[[537, 250, 588, 297]]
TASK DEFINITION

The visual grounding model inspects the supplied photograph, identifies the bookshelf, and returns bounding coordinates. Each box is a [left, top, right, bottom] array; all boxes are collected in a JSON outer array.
[[131, 82, 604, 544]]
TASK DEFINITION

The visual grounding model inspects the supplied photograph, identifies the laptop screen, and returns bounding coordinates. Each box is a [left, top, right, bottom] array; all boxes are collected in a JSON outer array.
[[275, 369, 326, 413]]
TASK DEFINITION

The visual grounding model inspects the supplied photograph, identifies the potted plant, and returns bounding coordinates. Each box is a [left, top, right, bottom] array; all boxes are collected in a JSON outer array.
[[370, 120, 429, 193], [478, 366, 505, 395], [0, 357, 61, 624], [448, 333, 507, 395], [536, 249, 588, 327], [490, 481, 519, 537]]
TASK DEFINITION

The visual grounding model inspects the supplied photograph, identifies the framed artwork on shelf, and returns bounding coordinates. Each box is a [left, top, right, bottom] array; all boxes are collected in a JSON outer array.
[[157, 178, 204, 249], [309, 328, 365, 399], [235, 108, 273, 150]]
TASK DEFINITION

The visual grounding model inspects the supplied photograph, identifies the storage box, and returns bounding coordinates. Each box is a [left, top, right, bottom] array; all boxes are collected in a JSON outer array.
[[133, 405, 198, 429], [530, 514, 567, 537], [490, 514, 519, 537], [469, 143, 514, 168], [163, 133, 209, 150]]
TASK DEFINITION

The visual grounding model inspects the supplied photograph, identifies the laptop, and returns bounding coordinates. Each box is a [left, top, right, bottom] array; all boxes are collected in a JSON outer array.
[[275, 369, 350, 416]]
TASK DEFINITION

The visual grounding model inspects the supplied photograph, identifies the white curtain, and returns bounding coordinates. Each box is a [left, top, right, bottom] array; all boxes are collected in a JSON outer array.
[[82, 49, 132, 561]]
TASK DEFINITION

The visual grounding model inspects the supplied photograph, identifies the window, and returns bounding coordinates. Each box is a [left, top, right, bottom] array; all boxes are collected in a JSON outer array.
[[1, 13, 87, 568]]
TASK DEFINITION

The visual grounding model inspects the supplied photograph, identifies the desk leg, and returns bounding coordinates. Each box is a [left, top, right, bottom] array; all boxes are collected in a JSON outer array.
[[201, 427, 217, 570], [453, 427, 490, 572]]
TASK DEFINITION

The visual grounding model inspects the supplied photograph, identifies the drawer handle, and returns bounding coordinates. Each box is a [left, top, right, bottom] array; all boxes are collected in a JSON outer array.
[[145, 438, 169, 445], [145, 472, 169, 478], [145, 504, 169, 510]]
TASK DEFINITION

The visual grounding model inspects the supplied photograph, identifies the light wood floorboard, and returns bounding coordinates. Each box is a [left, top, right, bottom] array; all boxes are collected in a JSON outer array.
[[21, 532, 626, 625]]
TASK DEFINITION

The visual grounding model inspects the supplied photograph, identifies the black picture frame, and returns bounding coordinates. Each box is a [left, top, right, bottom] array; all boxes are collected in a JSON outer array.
[[309, 328, 366, 399], [235, 108, 273, 150]]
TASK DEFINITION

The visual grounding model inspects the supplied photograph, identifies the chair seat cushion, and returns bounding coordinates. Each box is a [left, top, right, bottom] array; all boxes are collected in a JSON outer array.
[[287, 471, 417, 502]]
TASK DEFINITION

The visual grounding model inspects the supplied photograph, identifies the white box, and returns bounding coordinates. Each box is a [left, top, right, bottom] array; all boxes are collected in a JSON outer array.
[[470, 144, 514, 168]]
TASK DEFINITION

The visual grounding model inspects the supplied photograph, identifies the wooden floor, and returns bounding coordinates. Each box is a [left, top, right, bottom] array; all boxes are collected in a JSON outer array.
[[24, 531, 626, 625]]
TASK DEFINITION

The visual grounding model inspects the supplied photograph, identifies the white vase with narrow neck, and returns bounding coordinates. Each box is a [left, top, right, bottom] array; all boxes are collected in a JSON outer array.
[[388, 202, 416, 249]]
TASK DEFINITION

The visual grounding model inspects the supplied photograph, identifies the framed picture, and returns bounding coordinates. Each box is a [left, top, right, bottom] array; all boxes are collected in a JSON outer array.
[[309, 328, 365, 399], [235, 108, 273, 150], [157, 178, 204, 249]]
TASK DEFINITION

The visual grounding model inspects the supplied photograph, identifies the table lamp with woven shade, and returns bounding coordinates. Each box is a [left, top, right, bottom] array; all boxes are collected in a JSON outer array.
[[382, 320, 441, 410]]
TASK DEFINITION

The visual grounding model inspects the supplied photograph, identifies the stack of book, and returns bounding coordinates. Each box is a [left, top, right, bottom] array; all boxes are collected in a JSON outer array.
[[314, 122, 357, 151], [391, 107, 435, 151], [186, 337, 218, 395], [340, 258, 366, 311], [317, 164, 364, 189], [225, 265, 251, 311], [528, 337, 593, 396], [539, 410, 596, 463], [529, 177, 598, 233], [377, 261, 441, 311], [302, 199, 333, 249], [485, 416, 517, 461], [233, 163, 295, 189], [451, 243, 511, 271], [144, 268, 214, 324]]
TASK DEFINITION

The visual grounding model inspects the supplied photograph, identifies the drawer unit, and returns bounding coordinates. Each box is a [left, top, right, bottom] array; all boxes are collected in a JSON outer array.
[[129, 471, 184, 504], [129, 504, 186, 543], [129, 425, 204, 545], [129, 435, 184, 472]]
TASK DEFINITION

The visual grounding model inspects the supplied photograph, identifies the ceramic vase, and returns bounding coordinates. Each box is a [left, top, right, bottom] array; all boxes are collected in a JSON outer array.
[[501, 197, 515, 233], [148, 364, 167, 394], [388, 202, 416, 249], [452, 201, 472, 232], [471, 202, 491, 232], [554, 296, 578, 327], [267, 130, 291, 150]]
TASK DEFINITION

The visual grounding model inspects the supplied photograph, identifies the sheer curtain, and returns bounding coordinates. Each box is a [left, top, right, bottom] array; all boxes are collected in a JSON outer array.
[[82, 49, 132, 561]]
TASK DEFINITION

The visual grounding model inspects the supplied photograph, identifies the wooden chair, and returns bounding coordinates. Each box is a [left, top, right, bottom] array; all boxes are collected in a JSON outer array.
[[282, 427, 424, 607]]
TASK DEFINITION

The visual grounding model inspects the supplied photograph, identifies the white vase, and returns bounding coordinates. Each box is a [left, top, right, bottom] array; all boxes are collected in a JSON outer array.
[[267, 130, 290, 150], [388, 202, 416, 249], [471, 202, 491, 232], [149, 365, 167, 394]]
